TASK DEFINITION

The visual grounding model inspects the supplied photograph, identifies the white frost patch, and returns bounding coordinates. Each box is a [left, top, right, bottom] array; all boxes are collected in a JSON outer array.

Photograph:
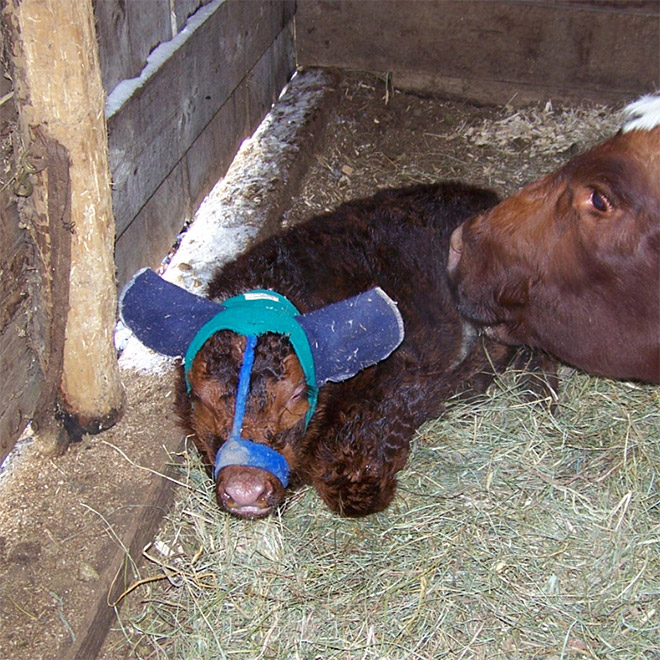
[[622, 93, 660, 133], [118, 69, 334, 374], [105, 0, 223, 120], [118, 329, 175, 376], [0, 423, 34, 484], [165, 69, 334, 292]]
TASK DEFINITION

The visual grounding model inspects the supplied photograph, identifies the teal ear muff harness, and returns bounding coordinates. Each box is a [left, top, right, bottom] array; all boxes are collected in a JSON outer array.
[[119, 268, 405, 491]]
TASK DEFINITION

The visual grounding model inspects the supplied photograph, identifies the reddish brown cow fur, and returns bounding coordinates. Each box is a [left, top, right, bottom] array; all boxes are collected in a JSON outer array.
[[176, 182, 554, 519], [448, 98, 660, 383]]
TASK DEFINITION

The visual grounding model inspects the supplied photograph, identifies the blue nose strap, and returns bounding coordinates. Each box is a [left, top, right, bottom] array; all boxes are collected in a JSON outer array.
[[230, 334, 258, 442], [213, 334, 290, 487], [214, 438, 290, 487]]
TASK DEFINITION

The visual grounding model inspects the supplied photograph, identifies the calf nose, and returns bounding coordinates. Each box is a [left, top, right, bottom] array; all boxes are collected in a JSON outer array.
[[222, 471, 273, 507], [216, 465, 287, 518], [447, 224, 464, 274]]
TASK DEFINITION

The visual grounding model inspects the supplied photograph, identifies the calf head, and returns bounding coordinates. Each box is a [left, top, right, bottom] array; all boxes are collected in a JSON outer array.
[[120, 269, 404, 518], [448, 112, 660, 382], [183, 332, 310, 518]]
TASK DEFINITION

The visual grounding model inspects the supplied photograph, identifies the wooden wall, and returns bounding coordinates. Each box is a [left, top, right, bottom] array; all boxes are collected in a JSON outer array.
[[296, 0, 660, 105], [96, 0, 296, 288], [2, 0, 656, 462], [0, 54, 42, 462]]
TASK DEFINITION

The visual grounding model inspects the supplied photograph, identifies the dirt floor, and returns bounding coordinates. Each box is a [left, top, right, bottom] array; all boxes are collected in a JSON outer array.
[[0, 71, 624, 660], [282, 72, 617, 222], [0, 371, 183, 660]]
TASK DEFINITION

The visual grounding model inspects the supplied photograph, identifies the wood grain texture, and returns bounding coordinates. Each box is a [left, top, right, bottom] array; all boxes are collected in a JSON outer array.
[[8, 0, 124, 430], [0, 19, 41, 461], [296, 0, 660, 104], [94, 0, 172, 94], [108, 0, 296, 239], [112, 4, 296, 288], [0, 174, 40, 461], [172, 0, 214, 33]]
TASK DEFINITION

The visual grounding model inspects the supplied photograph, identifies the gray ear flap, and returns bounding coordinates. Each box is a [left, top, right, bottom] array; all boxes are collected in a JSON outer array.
[[119, 268, 224, 357], [297, 287, 405, 384]]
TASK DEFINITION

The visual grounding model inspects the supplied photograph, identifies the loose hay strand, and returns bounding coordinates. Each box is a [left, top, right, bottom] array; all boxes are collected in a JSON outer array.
[[108, 371, 660, 660]]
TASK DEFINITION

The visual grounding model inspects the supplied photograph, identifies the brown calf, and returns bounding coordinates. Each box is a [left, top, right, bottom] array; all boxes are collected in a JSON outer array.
[[174, 183, 553, 518]]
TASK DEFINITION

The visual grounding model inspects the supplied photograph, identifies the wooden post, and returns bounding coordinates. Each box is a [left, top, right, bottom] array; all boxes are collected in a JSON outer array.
[[5, 0, 124, 441]]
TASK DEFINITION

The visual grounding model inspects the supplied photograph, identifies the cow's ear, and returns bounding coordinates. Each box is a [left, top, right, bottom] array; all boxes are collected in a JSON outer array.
[[120, 268, 224, 356]]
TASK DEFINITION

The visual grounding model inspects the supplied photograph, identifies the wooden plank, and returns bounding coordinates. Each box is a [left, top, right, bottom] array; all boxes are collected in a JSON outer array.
[[93, 0, 137, 93], [0, 204, 39, 461], [554, 0, 659, 11], [108, 0, 296, 240], [0, 313, 41, 460], [114, 24, 296, 288], [115, 157, 191, 289], [124, 0, 172, 79], [172, 0, 214, 33], [185, 24, 296, 214], [0, 203, 30, 334], [296, 0, 660, 105], [0, 35, 40, 461], [93, 0, 171, 95]]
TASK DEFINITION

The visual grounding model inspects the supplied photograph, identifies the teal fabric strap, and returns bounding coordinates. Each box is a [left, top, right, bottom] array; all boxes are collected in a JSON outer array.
[[184, 290, 318, 428]]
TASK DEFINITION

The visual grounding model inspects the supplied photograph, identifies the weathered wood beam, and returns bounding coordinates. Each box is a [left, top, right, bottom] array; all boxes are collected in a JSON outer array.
[[296, 0, 660, 105], [107, 0, 296, 240], [5, 0, 124, 444]]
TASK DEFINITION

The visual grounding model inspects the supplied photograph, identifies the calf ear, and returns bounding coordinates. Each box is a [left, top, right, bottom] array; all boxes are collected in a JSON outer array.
[[187, 352, 226, 408], [182, 355, 232, 457]]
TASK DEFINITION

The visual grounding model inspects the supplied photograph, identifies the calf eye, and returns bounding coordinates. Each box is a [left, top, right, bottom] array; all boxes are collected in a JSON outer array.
[[289, 383, 308, 403], [590, 189, 611, 213]]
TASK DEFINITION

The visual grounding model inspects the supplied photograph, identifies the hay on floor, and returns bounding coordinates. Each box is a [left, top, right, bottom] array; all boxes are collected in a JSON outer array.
[[100, 76, 658, 660]]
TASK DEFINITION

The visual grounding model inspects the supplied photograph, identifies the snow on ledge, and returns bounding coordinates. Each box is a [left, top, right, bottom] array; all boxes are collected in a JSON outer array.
[[105, 0, 223, 120]]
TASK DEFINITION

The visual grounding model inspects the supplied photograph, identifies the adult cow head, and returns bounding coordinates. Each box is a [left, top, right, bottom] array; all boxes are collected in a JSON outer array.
[[448, 94, 660, 383]]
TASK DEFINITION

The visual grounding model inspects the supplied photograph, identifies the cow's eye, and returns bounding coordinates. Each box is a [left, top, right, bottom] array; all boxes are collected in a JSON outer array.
[[590, 189, 611, 213]]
